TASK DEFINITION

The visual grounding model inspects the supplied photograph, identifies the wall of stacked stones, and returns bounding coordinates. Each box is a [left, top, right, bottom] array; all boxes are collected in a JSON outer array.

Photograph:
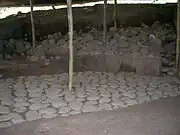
[[0, 4, 177, 76]]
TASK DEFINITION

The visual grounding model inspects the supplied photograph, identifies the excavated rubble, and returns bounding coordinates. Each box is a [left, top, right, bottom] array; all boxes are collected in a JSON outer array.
[[0, 21, 176, 76]]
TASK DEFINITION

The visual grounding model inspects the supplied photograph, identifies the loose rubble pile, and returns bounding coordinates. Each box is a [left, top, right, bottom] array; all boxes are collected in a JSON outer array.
[[0, 39, 31, 60], [28, 21, 176, 75], [0, 21, 176, 75], [0, 71, 180, 128]]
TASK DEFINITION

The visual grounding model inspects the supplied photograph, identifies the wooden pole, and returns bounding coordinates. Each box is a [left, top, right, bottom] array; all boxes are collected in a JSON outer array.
[[113, 0, 117, 28], [29, 0, 36, 47], [52, 6, 56, 10], [103, 0, 107, 46], [176, 0, 180, 76], [67, 0, 73, 91]]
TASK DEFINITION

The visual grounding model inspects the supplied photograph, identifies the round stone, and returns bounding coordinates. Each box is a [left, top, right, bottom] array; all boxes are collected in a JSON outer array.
[[136, 95, 150, 103], [68, 110, 81, 115], [99, 103, 112, 110], [87, 95, 100, 101], [0, 114, 12, 122], [124, 99, 138, 106], [99, 97, 111, 103], [1, 98, 14, 106], [10, 113, 25, 124], [28, 96, 46, 103], [151, 94, 161, 100], [14, 90, 27, 97], [146, 90, 155, 95], [59, 107, 71, 114], [84, 100, 98, 105], [76, 91, 87, 98], [27, 87, 42, 93], [111, 94, 121, 101], [65, 94, 76, 102], [28, 91, 43, 98], [82, 104, 99, 113], [42, 113, 58, 119], [111, 101, 127, 108], [51, 99, 67, 108], [100, 92, 111, 98], [13, 107, 27, 113], [121, 92, 136, 99], [76, 98, 86, 102], [39, 108, 57, 115], [136, 91, 147, 96], [69, 100, 83, 111], [13, 101, 29, 107], [29, 103, 49, 111], [0, 105, 10, 114], [14, 97, 27, 102], [25, 111, 41, 121], [46, 89, 60, 96]]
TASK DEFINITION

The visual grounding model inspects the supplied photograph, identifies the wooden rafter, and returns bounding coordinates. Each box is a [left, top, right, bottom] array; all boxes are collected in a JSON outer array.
[[67, 0, 73, 91]]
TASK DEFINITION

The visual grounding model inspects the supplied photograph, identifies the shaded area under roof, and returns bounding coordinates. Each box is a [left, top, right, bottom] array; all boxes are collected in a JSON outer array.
[[0, 0, 102, 6]]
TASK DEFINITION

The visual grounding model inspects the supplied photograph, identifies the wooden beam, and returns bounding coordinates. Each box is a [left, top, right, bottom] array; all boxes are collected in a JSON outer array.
[[67, 0, 73, 91], [177, 0, 180, 76], [103, 0, 107, 46], [29, 0, 35, 47], [113, 0, 117, 28]]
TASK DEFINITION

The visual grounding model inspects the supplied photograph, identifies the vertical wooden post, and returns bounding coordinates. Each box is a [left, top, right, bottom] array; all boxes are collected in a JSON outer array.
[[52, 6, 56, 10], [29, 0, 35, 47], [103, 0, 107, 46], [113, 0, 117, 28], [67, 0, 73, 91], [177, 0, 180, 76]]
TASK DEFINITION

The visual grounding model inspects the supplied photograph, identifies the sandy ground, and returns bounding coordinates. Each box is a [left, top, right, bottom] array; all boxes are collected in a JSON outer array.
[[1, 96, 180, 135]]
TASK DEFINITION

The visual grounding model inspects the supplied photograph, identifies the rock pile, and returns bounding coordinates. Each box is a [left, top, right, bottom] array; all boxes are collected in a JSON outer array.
[[0, 39, 31, 60], [27, 21, 176, 75], [0, 21, 176, 76]]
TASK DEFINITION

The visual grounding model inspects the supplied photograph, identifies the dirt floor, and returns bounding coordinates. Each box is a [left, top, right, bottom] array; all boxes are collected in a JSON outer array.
[[1, 96, 180, 135], [0, 58, 88, 78]]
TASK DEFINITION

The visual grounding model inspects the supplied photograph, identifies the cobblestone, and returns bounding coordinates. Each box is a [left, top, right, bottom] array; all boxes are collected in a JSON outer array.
[[25, 111, 41, 121], [69, 100, 83, 111], [0, 71, 180, 127], [0, 105, 10, 114]]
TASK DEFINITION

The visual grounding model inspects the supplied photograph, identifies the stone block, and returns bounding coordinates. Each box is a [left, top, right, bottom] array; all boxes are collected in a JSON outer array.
[[150, 37, 162, 57], [105, 54, 122, 72], [136, 55, 161, 76]]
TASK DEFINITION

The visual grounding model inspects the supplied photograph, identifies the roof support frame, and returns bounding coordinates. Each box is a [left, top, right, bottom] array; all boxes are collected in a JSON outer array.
[[67, 0, 73, 91], [29, 0, 36, 47]]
